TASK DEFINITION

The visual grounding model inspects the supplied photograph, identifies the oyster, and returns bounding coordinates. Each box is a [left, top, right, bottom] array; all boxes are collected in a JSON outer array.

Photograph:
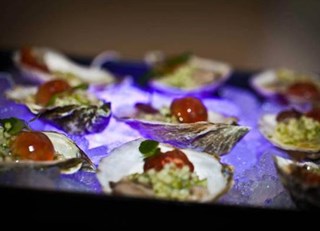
[[274, 155, 320, 209], [259, 113, 320, 159], [144, 52, 232, 96], [14, 47, 115, 86], [0, 119, 95, 174], [251, 69, 320, 102], [5, 85, 111, 135], [121, 120, 248, 156], [115, 100, 247, 156], [97, 138, 233, 202]]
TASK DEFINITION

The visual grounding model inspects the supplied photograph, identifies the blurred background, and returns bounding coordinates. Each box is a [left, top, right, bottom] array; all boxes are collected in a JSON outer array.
[[0, 0, 319, 71]]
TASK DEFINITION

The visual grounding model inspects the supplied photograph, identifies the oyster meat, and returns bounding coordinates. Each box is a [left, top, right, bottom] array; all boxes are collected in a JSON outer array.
[[274, 155, 320, 209], [5, 83, 111, 135], [97, 138, 233, 202], [14, 47, 115, 86], [259, 113, 320, 159], [0, 118, 95, 174], [144, 52, 232, 96]]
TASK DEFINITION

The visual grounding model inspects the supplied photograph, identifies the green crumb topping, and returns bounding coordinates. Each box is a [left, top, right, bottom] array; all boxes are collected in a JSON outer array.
[[136, 106, 177, 123], [47, 89, 93, 107], [274, 116, 320, 148], [127, 163, 207, 201], [158, 64, 199, 89], [277, 69, 311, 83], [0, 125, 13, 159]]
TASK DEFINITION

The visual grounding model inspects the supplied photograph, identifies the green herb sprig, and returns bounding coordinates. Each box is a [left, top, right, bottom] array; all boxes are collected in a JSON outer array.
[[139, 140, 160, 158], [0, 117, 28, 135]]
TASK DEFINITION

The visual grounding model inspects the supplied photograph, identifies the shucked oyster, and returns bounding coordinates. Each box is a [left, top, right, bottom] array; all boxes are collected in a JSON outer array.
[[6, 80, 111, 135], [0, 118, 95, 174], [259, 111, 320, 159], [274, 155, 320, 209], [14, 47, 115, 86], [115, 97, 248, 155], [144, 52, 232, 96], [251, 69, 320, 103], [97, 138, 233, 202]]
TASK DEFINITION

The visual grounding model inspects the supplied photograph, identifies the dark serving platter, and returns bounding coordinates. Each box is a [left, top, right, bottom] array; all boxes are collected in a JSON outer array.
[[0, 50, 308, 218]]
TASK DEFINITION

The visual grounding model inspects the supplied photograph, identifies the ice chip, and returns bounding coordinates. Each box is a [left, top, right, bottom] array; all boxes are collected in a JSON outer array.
[[0, 167, 60, 190], [59, 171, 101, 192], [86, 145, 108, 165]]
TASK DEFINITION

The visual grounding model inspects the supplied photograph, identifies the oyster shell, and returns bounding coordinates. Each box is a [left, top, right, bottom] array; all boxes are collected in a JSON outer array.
[[6, 85, 111, 135], [121, 120, 248, 156], [115, 102, 247, 156], [259, 114, 320, 159], [274, 155, 320, 209], [97, 138, 233, 202], [145, 52, 232, 96], [0, 131, 95, 174], [251, 69, 320, 100], [14, 47, 115, 86]]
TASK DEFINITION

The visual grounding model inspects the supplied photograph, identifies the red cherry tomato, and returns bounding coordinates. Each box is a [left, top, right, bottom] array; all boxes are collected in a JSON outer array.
[[144, 149, 194, 172], [276, 109, 302, 123], [305, 108, 320, 122], [35, 79, 71, 105], [170, 96, 208, 123], [10, 131, 55, 161], [20, 47, 49, 73], [286, 82, 320, 101]]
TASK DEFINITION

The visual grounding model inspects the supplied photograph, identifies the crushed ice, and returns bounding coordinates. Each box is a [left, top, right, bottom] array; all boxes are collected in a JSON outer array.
[[0, 72, 297, 209]]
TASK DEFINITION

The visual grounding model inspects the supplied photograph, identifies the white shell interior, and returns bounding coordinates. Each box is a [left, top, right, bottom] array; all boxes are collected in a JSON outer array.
[[14, 48, 115, 85], [97, 138, 232, 201], [44, 132, 81, 159], [5, 86, 41, 113], [44, 51, 114, 85], [251, 70, 279, 97]]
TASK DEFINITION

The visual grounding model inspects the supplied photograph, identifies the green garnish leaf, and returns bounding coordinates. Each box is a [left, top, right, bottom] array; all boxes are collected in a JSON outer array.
[[139, 140, 160, 158], [0, 117, 28, 135], [46, 94, 58, 107], [163, 52, 192, 69], [72, 83, 89, 91], [138, 52, 192, 86]]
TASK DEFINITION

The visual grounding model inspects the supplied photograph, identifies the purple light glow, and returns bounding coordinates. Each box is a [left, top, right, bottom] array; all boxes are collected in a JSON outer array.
[[0, 73, 295, 208]]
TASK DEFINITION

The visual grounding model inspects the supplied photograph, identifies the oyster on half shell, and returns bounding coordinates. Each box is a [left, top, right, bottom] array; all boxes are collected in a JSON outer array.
[[274, 155, 320, 209], [259, 114, 320, 159], [97, 138, 233, 202], [251, 69, 320, 102], [115, 102, 248, 156], [14, 47, 115, 86], [120, 120, 248, 156], [144, 52, 232, 96], [5, 85, 111, 135], [0, 131, 95, 174]]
